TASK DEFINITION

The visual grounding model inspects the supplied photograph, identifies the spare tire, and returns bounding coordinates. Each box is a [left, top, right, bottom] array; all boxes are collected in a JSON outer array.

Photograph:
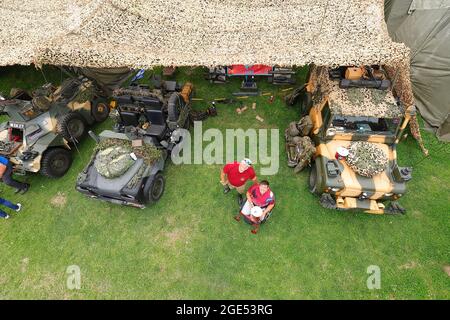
[[91, 99, 110, 122], [56, 112, 87, 143], [167, 93, 183, 122]]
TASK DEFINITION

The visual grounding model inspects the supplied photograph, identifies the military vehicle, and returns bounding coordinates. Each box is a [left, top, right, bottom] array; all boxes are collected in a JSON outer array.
[[295, 65, 413, 214], [76, 83, 193, 208], [0, 77, 110, 178]]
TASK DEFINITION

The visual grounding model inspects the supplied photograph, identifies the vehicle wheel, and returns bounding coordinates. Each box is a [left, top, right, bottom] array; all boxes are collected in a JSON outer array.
[[144, 173, 165, 204], [168, 93, 182, 122], [40, 148, 72, 178], [57, 112, 87, 143], [91, 100, 110, 122], [300, 92, 312, 117], [309, 162, 320, 195]]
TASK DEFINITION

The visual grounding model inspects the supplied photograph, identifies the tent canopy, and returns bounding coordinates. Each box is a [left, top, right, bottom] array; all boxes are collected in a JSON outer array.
[[385, 0, 450, 141], [0, 0, 409, 68]]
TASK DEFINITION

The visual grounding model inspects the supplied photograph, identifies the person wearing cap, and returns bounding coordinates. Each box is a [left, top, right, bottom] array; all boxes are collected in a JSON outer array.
[[234, 180, 275, 234], [220, 158, 257, 204]]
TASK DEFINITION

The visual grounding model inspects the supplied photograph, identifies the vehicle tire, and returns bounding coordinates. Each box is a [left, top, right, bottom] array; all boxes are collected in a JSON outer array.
[[40, 148, 72, 178], [309, 162, 320, 195], [143, 172, 165, 204], [300, 92, 312, 117], [56, 112, 87, 143], [167, 93, 182, 122], [91, 100, 110, 122]]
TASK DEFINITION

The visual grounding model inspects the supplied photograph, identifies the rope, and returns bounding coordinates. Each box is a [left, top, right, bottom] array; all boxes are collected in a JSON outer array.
[[40, 67, 48, 84]]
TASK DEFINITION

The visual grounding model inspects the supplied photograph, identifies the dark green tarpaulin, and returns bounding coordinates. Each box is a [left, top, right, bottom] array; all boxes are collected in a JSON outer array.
[[385, 0, 450, 142], [75, 67, 132, 95]]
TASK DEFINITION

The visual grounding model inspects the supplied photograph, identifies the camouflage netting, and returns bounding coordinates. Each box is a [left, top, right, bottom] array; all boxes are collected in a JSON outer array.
[[94, 145, 135, 179], [94, 138, 161, 179], [385, 62, 429, 155], [73, 82, 95, 103], [346, 141, 388, 177], [285, 116, 316, 173], [0, 0, 409, 68], [308, 65, 428, 154]]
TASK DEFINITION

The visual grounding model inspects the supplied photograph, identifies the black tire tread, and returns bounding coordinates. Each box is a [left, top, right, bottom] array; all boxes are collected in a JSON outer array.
[[56, 112, 87, 142], [40, 148, 72, 178]]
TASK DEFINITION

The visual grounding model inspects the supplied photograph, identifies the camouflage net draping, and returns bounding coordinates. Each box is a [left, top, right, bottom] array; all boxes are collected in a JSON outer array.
[[0, 0, 409, 68], [94, 144, 135, 179], [285, 116, 316, 173], [94, 138, 161, 179], [346, 141, 388, 177]]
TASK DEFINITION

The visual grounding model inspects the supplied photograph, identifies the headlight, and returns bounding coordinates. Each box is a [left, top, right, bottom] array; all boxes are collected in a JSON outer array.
[[359, 192, 368, 199], [326, 128, 336, 136], [331, 187, 340, 192], [384, 192, 394, 197]]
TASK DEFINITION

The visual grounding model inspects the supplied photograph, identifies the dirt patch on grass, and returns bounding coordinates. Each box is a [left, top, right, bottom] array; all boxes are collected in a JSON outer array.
[[21, 257, 29, 273], [165, 227, 190, 247], [443, 265, 450, 277], [399, 261, 418, 270], [165, 215, 176, 227], [50, 192, 67, 208]]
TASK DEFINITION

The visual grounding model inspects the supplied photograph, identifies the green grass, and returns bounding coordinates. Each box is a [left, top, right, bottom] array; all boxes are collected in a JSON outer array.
[[0, 65, 448, 299]]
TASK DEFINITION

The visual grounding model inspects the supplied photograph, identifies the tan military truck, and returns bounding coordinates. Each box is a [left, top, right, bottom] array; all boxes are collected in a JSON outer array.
[[299, 65, 413, 214]]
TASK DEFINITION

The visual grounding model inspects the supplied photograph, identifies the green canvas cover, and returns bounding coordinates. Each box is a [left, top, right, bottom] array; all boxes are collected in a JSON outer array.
[[385, 0, 450, 141], [75, 67, 132, 94]]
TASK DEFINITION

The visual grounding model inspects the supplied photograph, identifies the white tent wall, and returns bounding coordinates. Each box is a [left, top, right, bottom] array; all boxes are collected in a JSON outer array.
[[385, 0, 450, 142]]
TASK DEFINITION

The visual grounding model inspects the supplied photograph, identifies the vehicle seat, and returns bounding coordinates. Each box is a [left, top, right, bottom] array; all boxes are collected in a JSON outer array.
[[145, 109, 167, 139], [119, 111, 140, 127]]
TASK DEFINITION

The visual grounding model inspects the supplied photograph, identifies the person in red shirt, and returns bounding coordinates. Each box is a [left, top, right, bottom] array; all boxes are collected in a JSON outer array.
[[220, 158, 257, 204], [234, 180, 275, 234]]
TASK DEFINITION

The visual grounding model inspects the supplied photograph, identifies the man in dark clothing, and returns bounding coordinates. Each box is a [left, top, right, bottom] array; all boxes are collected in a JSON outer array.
[[0, 156, 29, 194]]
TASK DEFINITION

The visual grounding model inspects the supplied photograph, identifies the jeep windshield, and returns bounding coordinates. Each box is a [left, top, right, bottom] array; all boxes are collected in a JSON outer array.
[[330, 115, 401, 135]]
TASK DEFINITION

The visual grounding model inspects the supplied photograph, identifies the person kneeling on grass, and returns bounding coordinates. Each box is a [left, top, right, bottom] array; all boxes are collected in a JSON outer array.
[[220, 158, 257, 206], [0, 197, 22, 220], [234, 180, 275, 234], [0, 155, 30, 194]]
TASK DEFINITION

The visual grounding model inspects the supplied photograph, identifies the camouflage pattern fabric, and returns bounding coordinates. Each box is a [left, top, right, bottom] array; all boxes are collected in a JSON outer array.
[[328, 82, 402, 119], [96, 138, 162, 165], [127, 164, 147, 189], [346, 141, 388, 178], [73, 82, 95, 103], [93, 138, 162, 179], [32, 96, 51, 111], [385, 62, 429, 155], [285, 120, 316, 173], [297, 116, 313, 136], [94, 145, 135, 179], [113, 88, 165, 104], [177, 103, 191, 128], [288, 122, 300, 137]]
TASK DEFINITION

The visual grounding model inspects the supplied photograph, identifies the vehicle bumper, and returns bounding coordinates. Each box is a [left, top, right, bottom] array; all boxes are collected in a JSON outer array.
[[76, 186, 145, 209], [335, 196, 386, 214]]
